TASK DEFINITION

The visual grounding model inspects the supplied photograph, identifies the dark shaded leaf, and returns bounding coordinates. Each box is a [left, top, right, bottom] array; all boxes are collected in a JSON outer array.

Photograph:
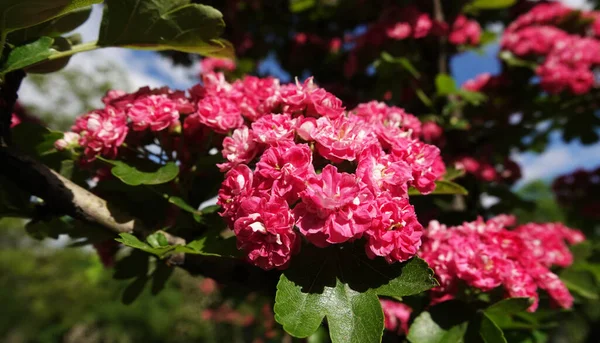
[[151, 262, 174, 295], [98, 0, 233, 57], [0, 37, 54, 75], [8, 6, 93, 44], [0, 0, 100, 32], [122, 275, 149, 305]]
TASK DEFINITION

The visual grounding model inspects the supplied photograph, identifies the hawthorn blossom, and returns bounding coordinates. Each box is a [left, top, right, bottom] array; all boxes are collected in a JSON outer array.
[[195, 95, 244, 134], [128, 94, 180, 131], [233, 195, 300, 270], [420, 216, 584, 311], [311, 115, 377, 162], [449, 15, 481, 46], [251, 113, 296, 145], [365, 196, 423, 263], [54, 132, 80, 151], [72, 107, 128, 161], [294, 165, 375, 247], [381, 300, 412, 335], [254, 143, 315, 203], [218, 126, 259, 172]]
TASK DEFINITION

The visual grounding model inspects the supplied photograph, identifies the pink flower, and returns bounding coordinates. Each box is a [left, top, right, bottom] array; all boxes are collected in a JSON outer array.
[[381, 300, 412, 335], [54, 132, 80, 151], [449, 15, 481, 46], [356, 144, 412, 197], [128, 94, 179, 131], [296, 116, 317, 141], [254, 143, 315, 203], [420, 216, 583, 312], [462, 73, 492, 92], [195, 95, 244, 134], [10, 114, 21, 128], [218, 164, 255, 221], [233, 195, 300, 270], [515, 223, 585, 267], [251, 113, 296, 145], [387, 22, 412, 40], [294, 165, 375, 247], [393, 141, 445, 194], [421, 121, 443, 142], [312, 116, 377, 162], [72, 107, 128, 161], [201, 57, 236, 74], [365, 196, 423, 263], [217, 126, 259, 172], [306, 87, 345, 119], [413, 14, 433, 38], [232, 76, 281, 121]]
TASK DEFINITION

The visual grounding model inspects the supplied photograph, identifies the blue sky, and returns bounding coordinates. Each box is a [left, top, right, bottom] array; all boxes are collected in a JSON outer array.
[[18, 2, 600, 189]]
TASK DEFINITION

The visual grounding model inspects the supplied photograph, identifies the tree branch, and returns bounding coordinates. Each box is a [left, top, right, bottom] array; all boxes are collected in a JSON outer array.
[[0, 147, 186, 264], [0, 70, 25, 146], [433, 0, 448, 75]]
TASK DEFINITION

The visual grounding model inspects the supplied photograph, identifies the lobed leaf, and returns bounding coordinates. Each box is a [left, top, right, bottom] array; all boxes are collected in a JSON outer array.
[[101, 159, 179, 186], [274, 244, 437, 342], [0, 36, 54, 75], [98, 0, 233, 58], [409, 180, 469, 196]]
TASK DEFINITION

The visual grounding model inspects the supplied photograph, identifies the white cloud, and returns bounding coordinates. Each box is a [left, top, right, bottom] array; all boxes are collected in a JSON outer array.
[[512, 140, 600, 188], [559, 0, 592, 10]]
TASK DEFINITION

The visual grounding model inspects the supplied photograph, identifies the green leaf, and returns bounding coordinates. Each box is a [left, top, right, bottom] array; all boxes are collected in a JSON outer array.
[[479, 314, 507, 343], [11, 122, 64, 157], [499, 51, 536, 70], [380, 52, 420, 78], [275, 275, 384, 343], [274, 244, 437, 342], [468, 0, 516, 10], [0, 0, 101, 32], [0, 36, 54, 75], [407, 301, 471, 343], [168, 196, 200, 214], [175, 229, 241, 258], [290, 0, 316, 12], [115, 233, 176, 258], [151, 262, 174, 295], [559, 268, 599, 300], [435, 74, 458, 96], [8, 6, 93, 44], [443, 168, 466, 181], [122, 275, 149, 305], [101, 159, 179, 186], [98, 0, 233, 58], [409, 180, 468, 196], [485, 298, 532, 320], [25, 35, 75, 74]]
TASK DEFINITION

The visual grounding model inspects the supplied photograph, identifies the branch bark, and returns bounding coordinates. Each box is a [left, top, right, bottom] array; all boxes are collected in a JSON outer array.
[[433, 0, 448, 75], [0, 146, 186, 264], [0, 70, 25, 146]]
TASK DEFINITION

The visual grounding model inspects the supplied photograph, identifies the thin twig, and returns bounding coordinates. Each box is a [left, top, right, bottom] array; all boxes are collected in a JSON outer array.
[[433, 0, 448, 75]]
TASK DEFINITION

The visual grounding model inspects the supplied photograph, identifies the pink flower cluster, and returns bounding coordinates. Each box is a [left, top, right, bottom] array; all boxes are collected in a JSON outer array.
[[67, 87, 191, 162], [214, 75, 446, 270], [420, 215, 585, 311], [454, 156, 521, 184], [501, 2, 600, 94], [380, 299, 412, 335], [200, 57, 236, 74]]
